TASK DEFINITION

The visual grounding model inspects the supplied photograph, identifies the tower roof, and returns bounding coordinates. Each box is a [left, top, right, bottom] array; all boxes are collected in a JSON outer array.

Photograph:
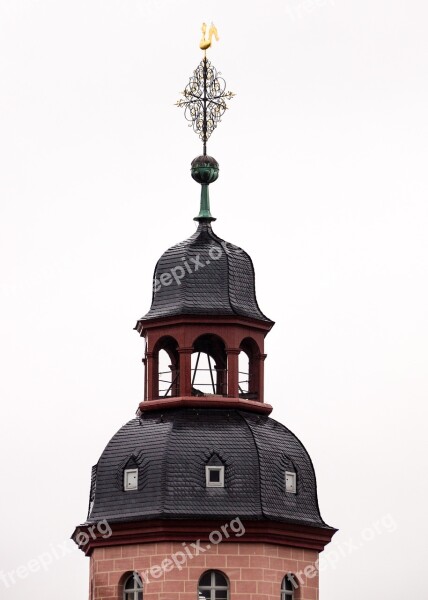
[[84, 408, 332, 530], [137, 221, 272, 324]]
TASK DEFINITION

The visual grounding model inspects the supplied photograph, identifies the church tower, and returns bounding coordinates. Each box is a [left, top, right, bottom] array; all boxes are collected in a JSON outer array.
[[72, 25, 336, 600]]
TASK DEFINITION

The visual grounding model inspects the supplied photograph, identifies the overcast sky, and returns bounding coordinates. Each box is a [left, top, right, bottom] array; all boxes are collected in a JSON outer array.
[[1, 1, 427, 599]]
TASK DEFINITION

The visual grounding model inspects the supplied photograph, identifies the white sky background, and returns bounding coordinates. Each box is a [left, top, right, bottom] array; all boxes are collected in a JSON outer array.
[[0, 0, 427, 598]]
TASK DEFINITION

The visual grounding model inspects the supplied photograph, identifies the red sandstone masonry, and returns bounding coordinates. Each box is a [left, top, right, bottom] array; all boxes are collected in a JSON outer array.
[[90, 542, 319, 600]]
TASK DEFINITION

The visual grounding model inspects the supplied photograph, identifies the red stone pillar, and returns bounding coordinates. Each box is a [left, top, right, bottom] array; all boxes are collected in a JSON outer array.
[[170, 363, 180, 397], [258, 353, 267, 403], [179, 347, 193, 397], [142, 356, 147, 401], [145, 352, 158, 400], [227, 348, 240, 399]]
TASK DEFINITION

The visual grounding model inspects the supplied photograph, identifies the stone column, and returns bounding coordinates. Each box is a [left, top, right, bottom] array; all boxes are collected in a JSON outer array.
[[227, 348, 240, 398], [257, 353, 267, 403], [178, 347, 193, 397]]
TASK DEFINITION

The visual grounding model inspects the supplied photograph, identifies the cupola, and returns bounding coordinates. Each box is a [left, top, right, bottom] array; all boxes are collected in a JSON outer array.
[[135, 153, 274, 413]]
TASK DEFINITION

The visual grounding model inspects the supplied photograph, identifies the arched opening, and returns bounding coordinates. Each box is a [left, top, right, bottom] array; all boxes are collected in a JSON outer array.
[[281, 574, 298, 599], [198, 570, 229, 600], [191, 334, 227, 396], [158, 349, 174, 397], [153, 336, 179, 398], [123, 571, 143, 600], [238, 350, 250, 396], [239, 337, 260, 400]]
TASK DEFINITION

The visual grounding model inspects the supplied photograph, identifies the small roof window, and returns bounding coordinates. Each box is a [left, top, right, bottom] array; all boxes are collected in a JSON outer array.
[[206, 466, 224, 488], [285, 471, 297, 493], [124, 468, 138, 491]]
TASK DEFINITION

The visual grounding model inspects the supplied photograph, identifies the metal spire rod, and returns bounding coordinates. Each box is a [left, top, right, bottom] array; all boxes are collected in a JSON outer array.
[[203, 57, 207, 155]]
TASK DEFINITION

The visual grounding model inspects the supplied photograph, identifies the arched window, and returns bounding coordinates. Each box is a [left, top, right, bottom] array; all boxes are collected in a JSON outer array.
[[153, 336, 179, 398], [123, 572, 143, 600], [198, 570, 229, 600], [158, 349, 174, 397], [281, 574, 296, 599], [191, 335, 227, 396], [239, 337, 260, 400]]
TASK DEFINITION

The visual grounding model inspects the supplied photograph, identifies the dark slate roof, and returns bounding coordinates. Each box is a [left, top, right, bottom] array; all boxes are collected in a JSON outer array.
[[86, 408, 331, 530], [138, 222, 271, 323]]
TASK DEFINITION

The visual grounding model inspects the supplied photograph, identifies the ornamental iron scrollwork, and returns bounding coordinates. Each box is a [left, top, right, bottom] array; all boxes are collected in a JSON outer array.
[[176, 57, 235, 155]]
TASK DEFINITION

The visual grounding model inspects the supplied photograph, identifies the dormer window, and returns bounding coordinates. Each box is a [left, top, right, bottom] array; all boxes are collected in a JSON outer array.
[[285, 471, 296, 493], [206, 466, 224, 488], [124, 468, 138, 491]]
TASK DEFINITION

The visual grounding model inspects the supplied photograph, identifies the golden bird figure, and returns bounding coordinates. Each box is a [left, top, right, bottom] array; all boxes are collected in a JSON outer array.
[[200, 22, 219, 51]]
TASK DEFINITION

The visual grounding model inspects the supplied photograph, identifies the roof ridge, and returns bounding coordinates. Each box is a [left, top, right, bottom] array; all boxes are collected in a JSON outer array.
[[237, 411, 265, 518], [205, 225, 241, 318], [266, 414, 331, 529]]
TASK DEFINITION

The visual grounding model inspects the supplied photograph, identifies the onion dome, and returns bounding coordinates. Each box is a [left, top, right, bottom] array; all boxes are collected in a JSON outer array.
[[139, 222, 271, 324], [137, 156, 272, 326]]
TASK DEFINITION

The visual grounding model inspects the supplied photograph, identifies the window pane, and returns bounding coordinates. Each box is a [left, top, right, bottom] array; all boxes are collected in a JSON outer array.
[[210, 470, 221, 482], [282, 575, 295, 594], [199, 573, 212, 587], [125, 576, 134, 590], [285, 472, 296, 493], [214, 572, 227, 586]]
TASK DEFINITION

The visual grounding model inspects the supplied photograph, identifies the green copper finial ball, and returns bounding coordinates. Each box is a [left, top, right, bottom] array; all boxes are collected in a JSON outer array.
[[191, 155, 219, 223], [191, 155, 219, 185]]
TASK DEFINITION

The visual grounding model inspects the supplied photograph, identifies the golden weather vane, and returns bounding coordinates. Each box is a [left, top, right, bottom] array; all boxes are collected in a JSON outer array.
[[176, 22, 234, 156], [199, 22, 219, 53]]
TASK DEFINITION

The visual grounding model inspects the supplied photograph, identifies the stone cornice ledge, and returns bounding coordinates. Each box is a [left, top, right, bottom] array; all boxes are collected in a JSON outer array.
[[72, 519, 337, 556], [137, 396, 273, 415]]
